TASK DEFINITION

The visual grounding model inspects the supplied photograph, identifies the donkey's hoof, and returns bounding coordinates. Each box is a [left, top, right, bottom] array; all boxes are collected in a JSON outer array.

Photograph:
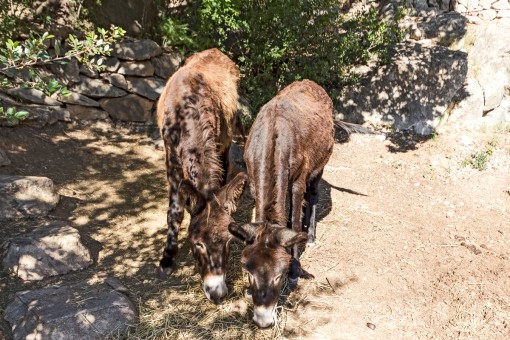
[[158, 265, 174, 279], [288, 277, 299, 290]]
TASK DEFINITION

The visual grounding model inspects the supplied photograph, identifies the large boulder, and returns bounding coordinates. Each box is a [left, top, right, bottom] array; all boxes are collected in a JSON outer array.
[[468, 20, 510, 112], [414, 12, 467, 45], [5, 280, 138, 339], [100, 94, 154, 122], [448, 77, 484, 127], [0, 176, 60, 220], [2, 221, 93, 281], [335, 41, 468, 135]]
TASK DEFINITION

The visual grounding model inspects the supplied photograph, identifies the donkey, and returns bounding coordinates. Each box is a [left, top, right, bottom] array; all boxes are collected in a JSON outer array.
[[157, 48, 247, 304], [229, 79, 335, 327]]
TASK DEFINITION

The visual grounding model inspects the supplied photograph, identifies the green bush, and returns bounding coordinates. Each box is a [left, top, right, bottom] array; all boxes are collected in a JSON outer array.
[[163, 0, 405, 125]]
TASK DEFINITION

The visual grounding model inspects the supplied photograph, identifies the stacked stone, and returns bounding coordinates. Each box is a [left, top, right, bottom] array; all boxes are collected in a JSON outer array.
[[0, 39, 181, 126], [455, 0, 510, 21]]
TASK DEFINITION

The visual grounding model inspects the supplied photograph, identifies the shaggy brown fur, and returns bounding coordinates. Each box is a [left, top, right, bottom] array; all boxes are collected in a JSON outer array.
[[230, 80, 335, 326], [157, 48, 246, 303], [245, 79, 334, 235]]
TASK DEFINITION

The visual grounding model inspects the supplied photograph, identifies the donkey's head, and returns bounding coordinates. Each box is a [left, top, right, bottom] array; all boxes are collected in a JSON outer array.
[[179, 172, 247, 304], [229, 222, 308, 328]]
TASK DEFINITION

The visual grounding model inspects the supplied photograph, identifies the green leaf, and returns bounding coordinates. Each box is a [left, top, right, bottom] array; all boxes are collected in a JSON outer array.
[[14, 110, 28, 120], [54, 40, 61, 56]]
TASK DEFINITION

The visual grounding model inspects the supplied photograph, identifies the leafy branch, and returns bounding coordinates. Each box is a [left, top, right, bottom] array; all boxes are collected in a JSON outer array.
[[0, 25, 126, 125], [0, 26, 126, 73]]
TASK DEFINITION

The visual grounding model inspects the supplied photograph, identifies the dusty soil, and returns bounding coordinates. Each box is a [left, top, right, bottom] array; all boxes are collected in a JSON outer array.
[[1, 121, 509, 339]]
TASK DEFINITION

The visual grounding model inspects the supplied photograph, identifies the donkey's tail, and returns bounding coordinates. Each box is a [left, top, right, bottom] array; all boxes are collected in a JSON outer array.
[[334, 120, 375, 135]]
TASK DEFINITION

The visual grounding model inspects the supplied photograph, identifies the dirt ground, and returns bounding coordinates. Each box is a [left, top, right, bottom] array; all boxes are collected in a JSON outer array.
[[1, 121, 509, 339]]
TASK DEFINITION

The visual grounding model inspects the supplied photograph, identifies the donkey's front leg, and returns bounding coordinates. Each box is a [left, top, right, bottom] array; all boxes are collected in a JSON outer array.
[[159, 150, 184, 277]]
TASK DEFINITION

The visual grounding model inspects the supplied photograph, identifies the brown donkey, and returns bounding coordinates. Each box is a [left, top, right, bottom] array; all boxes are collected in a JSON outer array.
[[157, 48, 247, 304], [229, 79, 335, 327]]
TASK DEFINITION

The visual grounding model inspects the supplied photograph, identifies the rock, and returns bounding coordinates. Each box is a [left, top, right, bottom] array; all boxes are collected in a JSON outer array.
[[0, 91, 18, 106], [6, 88, 61, 106], [118, 60, 155, 76], [49, 58, 81, 85], [0, 104, 70, 127], [4, 280, 138, 339], [497, 9, 510, 17], [54, 91, 101, 107], [492, 0, 510, 9], [151, 52, 182, 79], [0, 175, 60, 220], [0, 148, 11, 167], [113, 39, 162, 61], [479, 0, 493, 9], [449, 78, 484, 126], [19, 105, 70, 127], [79, 65, 100, 78], [456, 3, 468, 12], [105, 57, 121, 72], [2, 222, 92, 280], [335, 41, 468, 135], [479, 9, 497, 20], [102, 73, 128, 90], [125, 76, 166, 100], [71, 76, 127, 98], [100, 94, 154, 122], [466, 15, 483, 24], [416, 12, 466, 45], [468, 21, 510, 112], [68, 105, 110, 120], [466, 0, 480, 10], [482, 95, 510, 128], [105, 276, 130, 295]]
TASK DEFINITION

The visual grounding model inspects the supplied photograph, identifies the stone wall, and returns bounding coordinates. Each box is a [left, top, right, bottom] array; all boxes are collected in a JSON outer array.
[[0, 39, 182, 127]]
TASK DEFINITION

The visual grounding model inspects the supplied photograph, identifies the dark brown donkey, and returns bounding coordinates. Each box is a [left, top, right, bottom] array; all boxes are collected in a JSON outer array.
[[157, 48, 247, 304], [229, 79, 335, 327]]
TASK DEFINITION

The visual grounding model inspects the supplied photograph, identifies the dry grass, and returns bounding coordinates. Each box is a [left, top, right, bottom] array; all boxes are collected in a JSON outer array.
[[108, 238, 292, 340]]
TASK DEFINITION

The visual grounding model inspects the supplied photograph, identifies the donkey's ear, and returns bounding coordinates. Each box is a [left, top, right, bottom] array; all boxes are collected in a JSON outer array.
[[228, 222, 257, 244], [276, 228, 308, 248], [179, 179, 205, 214], [218, 172, 247, 214]]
